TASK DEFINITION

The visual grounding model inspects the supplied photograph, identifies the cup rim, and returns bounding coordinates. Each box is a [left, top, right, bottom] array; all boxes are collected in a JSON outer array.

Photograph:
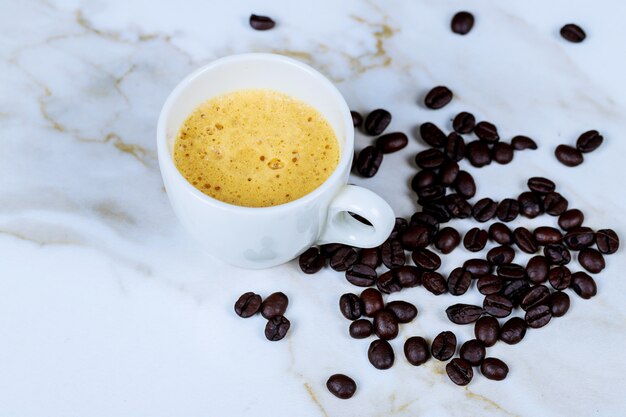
[[157, 53, 354, 213]]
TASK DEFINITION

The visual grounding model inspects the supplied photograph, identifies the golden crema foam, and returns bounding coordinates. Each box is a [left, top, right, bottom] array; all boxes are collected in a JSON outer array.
[[173, 89, 340, 207]]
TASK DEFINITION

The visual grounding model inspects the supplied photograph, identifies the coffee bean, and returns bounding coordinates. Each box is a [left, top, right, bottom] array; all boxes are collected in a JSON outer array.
[[326, 374, 357, 399], [389, 218, 409, 240], [330, 247, 358, 271], [351, 111, 363, 128], [299, 247, 325, 274], [463, 228, 488, 252], [376, 271, 402, 294], [381, 239, 405, 269], [265, 315, 290, 341], [454, 171, 476, 199], [578, 248, 605, 273], [453, 111, 475, 133], [563, 227, 595, 250], [518, 192, 542, 218], [438, 159, 460, 186], [481, 358, 509, 381], [451, 11, 474, 35], [234, 292, 262, 318], [489, 222, 513, 244], [525, 304, 552, 329], [492, 142, 514, 164], [368, 339, 395, 369], [463, 259, 492, 278], [446, 303, 484, 324], [496, 199, 520, 222], [339, 293, 363, 320], [474, 121, 500, 143], [445, 132, 466, 161], [534, 227, 563, 245], [543, 192, 569, 216], [435, 227, 461, 254], [526, 256, 550, 284], [349, 319, 373, 339], [596, 229, 619, 254], [395, 266, 422, 288], [555, 144, 583, 167], [404, 336, 430, 366], [477, 274, 502, 295], [548, 266, 572, 290], [465, 140, 492, 167], [417, 184, 446, 203], [422, 202, 452, 223], [502, 280, 530, 307], [549, 291, 570, 317], [410, 212, 440, 235], [412, 248, 441, 271], [411, 170, 437, 191], [520, 285, 551, 311], [431, 331, 456, 361], [487, 245, 515, 265], [356, 146, 383, 177], [444, 194, 472, 219], [497, 263, 526, 280], [261, 292, 289, 319], [419, 122, 446, 147], [422, 271, 447, 295], [373, 309, 399, 340], [360, 288, 384, 317], [560, 23, 586, 43], [483, 294, 513, 318], [359, 247, 381, 269], [376, 132, 408, 154], [513, 227, 538, 254], [512, 135, 537, 150], [249, 14, 275, 30], [460, 339, 486, 366], [527, 177, 555, 195], [364, 109, 391, 135], [570, 271, 597, 299], [446, 358, 473, 386], [558, 209, 584, 231], [447, 267, 472, 296], [387, 301, 418, 323], [474, 316, 500, 347], [415, 148, 445, 169], [544, 243, 571, 265], [424, 86, 453, 109], [499, 317, 527, 345], [472, 198, 497, 222], [400, 225, 431, 250], [320, 243, 344, 257]]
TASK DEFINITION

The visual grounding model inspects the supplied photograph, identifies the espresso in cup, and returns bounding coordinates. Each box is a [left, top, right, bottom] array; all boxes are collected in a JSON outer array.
[[173, 89, 340, 207]]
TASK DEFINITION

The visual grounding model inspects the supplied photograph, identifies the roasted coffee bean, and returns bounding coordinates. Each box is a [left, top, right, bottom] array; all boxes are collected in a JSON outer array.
[[349, 319, 373, 339], [261, 292, 289, 319], [526, 256, 550, 284], [463, 259, 492, 278], [472, 198, 498, 222], [444, 194, 472, 219], [487, 245, 515, 265], [520, 285, 551, 311], [415, 148, 445, 169], [465, 140, 492, 167], [435, 227, 461, 254], [360, 288, 384, 317], [445, 132, 466, 162], [330, 247, 358, 271], [234, 292, 262, 318], [390, 217, 409, 240], [326, 374, 357, 399], [438, 159, 460, 186], [419, 122, 446, 147], [474, 121, 499, 143], [513, 227, 538, 254], [544, 244, 571, 265], [528, 177, 556, 194], [483, 294, 513, 318], [364, 109, 391, 135], [412, 248, 441, 271], [446, 303, 484, 324], [499, 317, 527, 345], [387, 301, 418, 323], [368, 339, 395, 369], [549, 291, 570, 317], [518, 192, 542, 218], [534, 227, 562, 245], [404, 336, 430, 366], [446, 358, 473, 386], [492, 142, 514, 164], [453, 111, 475, 133], [356, 146, 383, 177], [395, 266, 422, 288], [563, 227, 595, 250], [463, 228, 488, 252], [373, 310, 399, 340], [377, 271, 402, 294], [489, 222, 513, 244], [543, 192, 569, 216], [474, 316, 499, 347], [481, 358, 509, 381], [400, 225, 431, 250], [548, 266, 571, 290], [249, 14, 275, 30], [497, 263, 527, 280], [560, 23, 586, 43], [417, 184, 446, 203], [496, 199, 520, 222], [570, 271, 597, 299], [299, 247, 325, 274], [422, 271, 447, 295], [559, 209, 584, 231], [431, 331, 456, 361], [451, 11, 474, 35], [339, 293, 363, 320], [477, 274, 502, 295], [502, 280, 530, 307], [351, 111, 363, 127], [454, 171, 476, 199], [578, 248, 605, 273], [512, 135, 537, 150], [460, 339, 486, 366], [525, 304, 552, 329], [555, 144, 583, 167], [410, 212, 439, 235], [424, 86, 453, 109], [447, 267, 472, 296], [422, 202, 452, 223], [376, 132, 408, 154], [596, 229, 619, 254], [381, 239, 405, 269], [411, 170, 437, 192], [320, 243, 344, 257], [265, 315, 290, 341], [359, 247, 381, 269]]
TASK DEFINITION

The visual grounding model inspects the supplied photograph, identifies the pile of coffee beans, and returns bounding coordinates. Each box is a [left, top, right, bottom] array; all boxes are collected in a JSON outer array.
[[234, 291, 291, 341]]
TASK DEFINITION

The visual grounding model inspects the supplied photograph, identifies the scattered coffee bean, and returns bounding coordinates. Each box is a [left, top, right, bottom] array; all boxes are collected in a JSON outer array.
[[493, 142, 514, 164], [350, 111, 363, 128], [447, 267, 472, 296], [411, 170, 437, 192], [395, 266, 422, 288], [339, 293, 363, 320], [499, 317, 527, 345], [446, 303, 484, 324], [364, 109, 392, 136], [543, 243, 571, 265], [496, 199, 520, 222], [520, 285, 551, 311], [544, 192, 569, 216], [528, 177, 556, 194], [578, 247, 605, 273], [438, 159, 460, 186], [548, 266, 571, 291], [404, 336, 430, 366], [487, 245, 515, 265], [435, 227, 461, 254], [446, 358, 473, 386], [497, 263, 526, 280], [502, 280, 530, 307], [560, 23, 586, 43], [513, 227, 538, 253], [472, 198, 498, 222], [464, 227, 488, 252], [454, 171, 476, 199], [424, 86, 453, 109], [349, 319, 373, 339], [570, 271, 597, 299], [330, 247, 358, 271], [453, 111, 475, 133], [477, 274, 503, 295], [265, 315, 290, 341], [481, 358, 509, 381], [549, 291, 570, 317], [261, 292, 289, 319], [415, 148, 445, 169], [249, 14, 275, 30], [410, 212, 440, 235], [359, 247, 381, 269], [422, 271, 447, 295], [376, 132, 408, 154], [444, 194, 472, 219], [360, 288, 384, 317], [445, 132, 466, 161], [412, 248, 441, 271], [419, 122, 446, 147], [417, 184, 446, 203], [463, 258, 492, 278], [391, 217, 409, 239], [534, 226, 562, 245], [596, 229, 619, 254], [423, 201, 452, 223], [326, 374, 357, 399], [526, 255, 550, 284], [555, 144, 583, 167], [559, 209, 584, 231], [431, 331, 457, 361], [483, 294, 513, 318], [400, 225, 431, 250], [525, 304, 552, 328], [512, 135, 537, 150], [563, 227, 595, 250], [381, 239, 406, 269], [356, 146, 384, 177], [299, 247, 325, 274], [489, 222, 513, 244], [234, 292, 262, 318], [474, 316, 500, 347], [474, 121, 499, 143], [460, 339, 486, 366], [451, 11, 474, 35], [373, 309, 399, 340], [320, 243, 344, 257], [376, 271, 402, 294], [386, 301, 418, 323], [346, 264, 377, 287], [465, 140, 492, 167], [518, 192, 542, 218], [368, 339, 395, 369]]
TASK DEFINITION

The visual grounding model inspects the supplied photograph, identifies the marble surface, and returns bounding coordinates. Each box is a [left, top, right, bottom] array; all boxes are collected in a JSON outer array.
[[1, 0, 626, 416]]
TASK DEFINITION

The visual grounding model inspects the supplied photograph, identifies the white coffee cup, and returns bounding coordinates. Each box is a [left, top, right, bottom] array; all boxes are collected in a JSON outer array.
[[157, 53, 395, 268]]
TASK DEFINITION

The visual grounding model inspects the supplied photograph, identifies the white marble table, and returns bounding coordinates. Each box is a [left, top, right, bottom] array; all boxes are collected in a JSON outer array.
[[1, 1, 625, 416]]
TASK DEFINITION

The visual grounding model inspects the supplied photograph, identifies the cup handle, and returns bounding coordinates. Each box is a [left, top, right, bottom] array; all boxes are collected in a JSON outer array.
[[317, 184, 395, 248]]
